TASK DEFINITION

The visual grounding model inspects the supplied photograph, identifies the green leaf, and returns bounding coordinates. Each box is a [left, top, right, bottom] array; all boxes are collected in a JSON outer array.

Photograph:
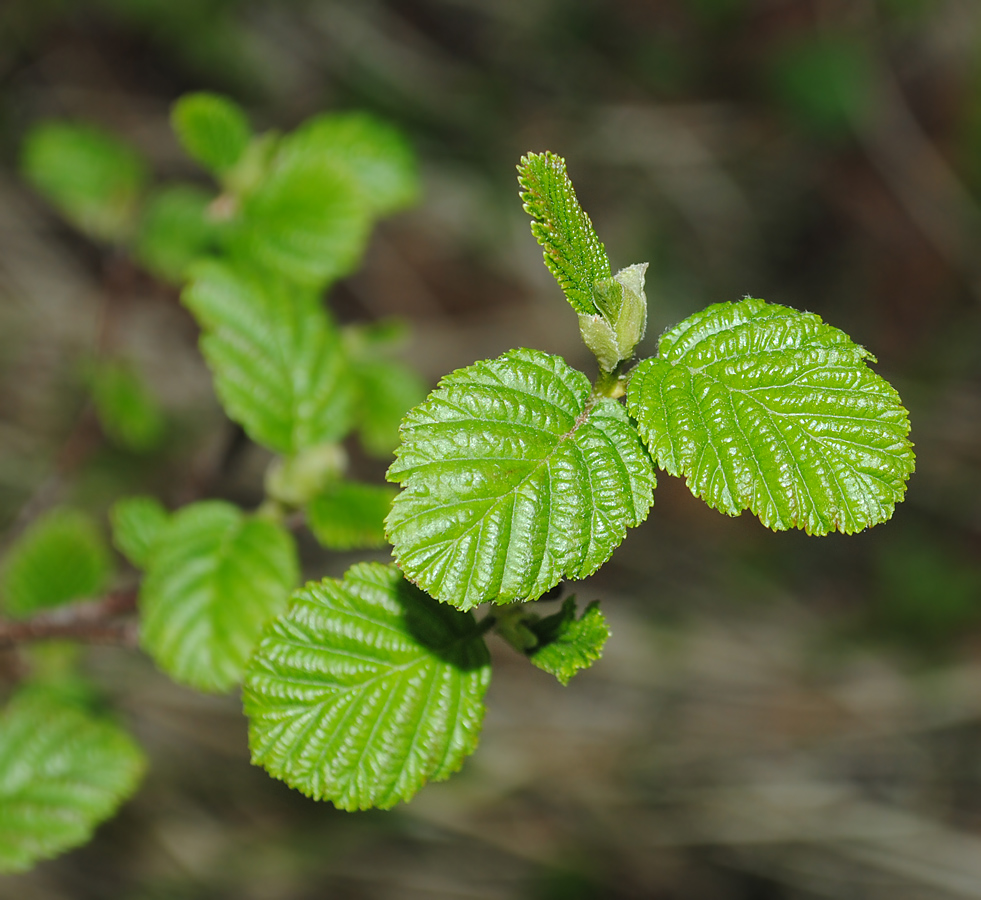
[[110, 496, 170, 569], [86, 358, 166, 452], [626, 298, 915, 535], [286, 112, 419, 216], [136, 184, 219, 283], [171, 92, 251, 175], [244, 562, 491, 810], [21, 122, 147, 243], [139, 500, 298, 692], [386, 348, 656, 611], [527, 597, 610, 686], [517, 151, 612, 315], [307, 481, 396, 551], [354, 358, 428, 457], [235, 133, 371, 288], [182, 260, 355, 455], [0, 691, 146, 874], [1, 509, 111, 619]]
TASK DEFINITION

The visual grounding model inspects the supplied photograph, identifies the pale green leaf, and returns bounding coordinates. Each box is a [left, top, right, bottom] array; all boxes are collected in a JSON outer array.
[[0, 690, 146, 874], [139, 500, 298, 692], [21, 122, 147, 243], [307, 481, 396, 551], [136, 184, 219, 283], [517, 151, 611, 314], [110, 496, 170, 569], [86, 358, 165, 452], [171, 92, 250, 175], [1, 509, 111, 619], [244, 562, 491, 810], [182, 260, 355, 455], [386, 348, 656, 611], [287, 112, 420, 216], [236, 134, 371, 288], [626, 298, 915, 535], [527, 597, 610, 685]]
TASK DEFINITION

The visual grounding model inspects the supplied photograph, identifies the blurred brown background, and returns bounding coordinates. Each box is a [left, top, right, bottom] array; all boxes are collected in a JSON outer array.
[[2, 0, 981, 897]]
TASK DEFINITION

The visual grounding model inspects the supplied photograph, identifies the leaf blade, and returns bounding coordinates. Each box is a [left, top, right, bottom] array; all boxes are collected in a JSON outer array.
[[244, 562, 490, 810], [386, 349, 655, 610], [627, 298, 915, 534], [171, 92, 251, 175]]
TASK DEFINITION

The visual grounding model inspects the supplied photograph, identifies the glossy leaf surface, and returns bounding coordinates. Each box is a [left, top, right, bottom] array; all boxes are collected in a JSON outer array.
[[527, 597, 610, 686]]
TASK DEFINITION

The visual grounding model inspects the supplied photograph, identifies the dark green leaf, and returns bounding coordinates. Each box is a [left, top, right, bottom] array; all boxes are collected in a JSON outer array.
[[527, 597, 610, 686], [244, 563, 491, 810]]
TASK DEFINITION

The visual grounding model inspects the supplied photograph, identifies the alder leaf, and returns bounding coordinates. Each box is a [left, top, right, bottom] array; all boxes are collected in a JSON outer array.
[[182, 260, 355, 455], [387, 348, 656, 611], [139, 501, 298, 693], [527, 597, 610, 686], [110, 496, 170, 569], [86, 358, 166, 452], [244, 563, 491, 810], [307, 481, 396, 551], [171, 92, 251, 175], [517, 151, 611, 315], [136, 184, 219, 283], [21, 122, 147, 243], [1, 509, 111, 619], [0, 691, 146, 874], [627, 298, 915, 535], [352, 358, 428, 458]]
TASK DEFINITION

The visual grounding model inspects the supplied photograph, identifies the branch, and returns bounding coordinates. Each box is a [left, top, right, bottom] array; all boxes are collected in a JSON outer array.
[[0, 588, 139, 650]]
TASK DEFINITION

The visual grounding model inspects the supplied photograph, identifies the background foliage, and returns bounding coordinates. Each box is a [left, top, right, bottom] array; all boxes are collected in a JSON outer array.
[[1, 1, 980, 897]]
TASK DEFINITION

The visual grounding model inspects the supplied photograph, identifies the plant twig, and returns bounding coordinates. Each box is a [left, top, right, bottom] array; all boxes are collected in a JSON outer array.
[[0, 588, 139, 650]]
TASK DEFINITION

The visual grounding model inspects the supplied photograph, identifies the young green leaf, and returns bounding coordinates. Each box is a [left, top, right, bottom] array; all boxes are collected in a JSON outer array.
[[307, 481, 396, 551], [86, 358, 166, 453], [517, 151, 612, 315], [110, 496, 170, 569], [171, 92, 251, 175], [627, 298, 915, 535], [21, 122, 147, 243], [0, 690, 146, 874], [526, 597, 610, 686], [1, 509, 111, 619], [182, 260, 355, 455], [244, 563, 491, 810], [287, 112, 420, 216], [136, 184, 219, 283], [139, 500, 298, 692], [235, 135, 371, 288], [386, 348, 656, 611]]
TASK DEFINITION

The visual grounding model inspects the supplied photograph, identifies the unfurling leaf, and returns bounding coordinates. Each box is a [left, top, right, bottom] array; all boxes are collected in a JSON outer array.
[[182, 260, 355, 455], [387, 348, 655, 611], [1, 509, 111, 619], [110, 496, 170, 569], [244, 563, 490, 810], [139, 500, 298, 692], [0, 691, 145, 874], [627, 298, 915, 535], [527, 597, 610, 685]]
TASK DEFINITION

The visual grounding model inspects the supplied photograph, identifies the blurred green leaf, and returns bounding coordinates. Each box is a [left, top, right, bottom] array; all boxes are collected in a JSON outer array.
[[86, 358, 165, 453], [1, 509, 112, 619], [139, 500, 298, 693], [0, 690, 146, 874], [21, 122, 147, 243], [172, 92, 251, 175], [244, 563, 491, 810], [182, 260, 356, 455], [136, 184, 219, 283], [287, 112, 420, 216], [110, 496, 170, 569], [527, 597, 610, 686], [307, 481, 396, 551]]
